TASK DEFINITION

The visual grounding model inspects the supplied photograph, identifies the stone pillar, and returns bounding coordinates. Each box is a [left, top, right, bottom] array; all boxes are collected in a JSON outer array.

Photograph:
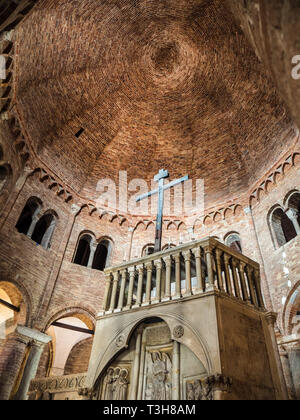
[[87, 243, 97, 269], [129, 327, 143, 400], [285, 340, 300, 400], [204, 245, 215, 291], [154, 259, 162, 303], [117, 269, 127, 310], [102, 272, 112, 312], [172, 341, 180, 400], [173, 253, 181, 299], [264, 313, 288, 400], [286, 209, 300, 235], [26, 211, 40, 238], [0, 328, 30, 400], [126, 267, 135, 309], [13, 326, 52, 400], [109, 271, 119, 312]]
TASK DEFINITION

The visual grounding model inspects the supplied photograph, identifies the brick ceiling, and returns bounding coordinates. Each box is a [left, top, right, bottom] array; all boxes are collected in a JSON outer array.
[[14, 0, 296, 210]]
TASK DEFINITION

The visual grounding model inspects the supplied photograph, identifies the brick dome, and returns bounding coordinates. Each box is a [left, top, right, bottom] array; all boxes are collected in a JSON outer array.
[[14, 0, 296, 211]]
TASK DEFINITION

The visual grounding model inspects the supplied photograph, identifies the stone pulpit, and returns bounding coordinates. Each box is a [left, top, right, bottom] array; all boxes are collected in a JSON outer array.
[[84, 238, 287, 400]]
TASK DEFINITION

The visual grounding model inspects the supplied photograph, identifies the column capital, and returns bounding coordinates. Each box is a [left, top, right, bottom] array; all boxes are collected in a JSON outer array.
[[136, 265, 144, 273], [285, 208, 299, 220], [264, 311, 278, 327], [16, 326, 52, 345], [145, 261, 153, 270], [154, 259, 162, 269], [182, 250, 191, 261], [163, 254, 172, 264], [192, 246, 201, 258]]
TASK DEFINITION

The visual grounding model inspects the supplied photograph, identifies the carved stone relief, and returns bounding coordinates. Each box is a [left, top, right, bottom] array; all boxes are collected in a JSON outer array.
[[101, 366, 130, 400], [144, 351, 172, 400]]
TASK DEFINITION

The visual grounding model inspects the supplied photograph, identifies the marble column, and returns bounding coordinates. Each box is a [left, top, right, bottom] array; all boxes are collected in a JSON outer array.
[[13, 326, 52, 400], [0, 328, 30, 400]]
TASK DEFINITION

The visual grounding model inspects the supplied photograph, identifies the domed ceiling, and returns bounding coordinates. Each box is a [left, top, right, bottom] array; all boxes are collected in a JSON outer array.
[[14, 0, 296, 211]]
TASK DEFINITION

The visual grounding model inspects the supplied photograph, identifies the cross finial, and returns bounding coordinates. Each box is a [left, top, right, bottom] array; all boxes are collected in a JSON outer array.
[[154, 169, 169, 182]]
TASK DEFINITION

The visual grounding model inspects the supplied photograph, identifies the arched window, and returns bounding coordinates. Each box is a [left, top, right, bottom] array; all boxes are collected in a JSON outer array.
[[225, 233, 242, 253], [0, 163, 12, 193], [31, 212, 57, 249], [142, 244, 155, 257], [271, 207, 297, 248], [0, 165, 8, 192], [16, 197, 42, 235], [162, 243, 176, 251], [73, 234, 93, 267], [92, 239, 112, 271]]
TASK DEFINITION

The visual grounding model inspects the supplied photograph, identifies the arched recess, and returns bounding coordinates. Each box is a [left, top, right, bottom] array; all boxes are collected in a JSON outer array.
[[15, 196, 42, 235], [142, 243, 155, 257], [92, 238, 113, 271], [39, 308, 95, 378], [224, 232, 242, 253], [73, 232, 95, 267], [0, 280, 31, 343], [285, 190, 300, 228], [31, 210, 58, 249], [0, 163, 12, 193], [92, 316, 210, 401]]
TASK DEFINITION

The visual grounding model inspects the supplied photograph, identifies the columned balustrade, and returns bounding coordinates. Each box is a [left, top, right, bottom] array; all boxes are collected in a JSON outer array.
[[100, 238, 265, 316]]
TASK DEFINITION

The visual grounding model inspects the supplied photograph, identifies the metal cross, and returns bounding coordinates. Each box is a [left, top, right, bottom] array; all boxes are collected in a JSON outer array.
[[136, 169, 189, 253]]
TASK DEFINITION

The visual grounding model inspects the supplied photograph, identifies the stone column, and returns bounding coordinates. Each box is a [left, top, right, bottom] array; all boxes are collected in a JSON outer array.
[[183, 250, 192, 297], [279, 344, 296, 400], [101, 272, 112, 312], [109, 271, 119, 312], [126, 267, 135, 309], [285, 340, 300, 400], [204, 245, 214, 291], [0, 328, 30, 400], [163, 255, 172, 301], [264, 313, 288, 400], [129, 327, 143, 400], [286, 209, 300, 235], [173, 253, 181, 299], [13, 326, 52, 400], [172, 341, 180, 400], [87, 243, 97, 269], [26, 210, 40, 237], [117, 269, 127, 311], [192, 247, 204, 293]]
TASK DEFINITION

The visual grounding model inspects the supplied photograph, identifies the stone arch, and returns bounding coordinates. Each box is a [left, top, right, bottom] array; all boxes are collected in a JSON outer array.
[[43, 306, 96, 332], [91, 312, 212, 388], [0, 279, 32, 328], [73, 231, 96, 267], [283, 281, 300, 336], [141, 243, 155, 257], [41, 307, 95, 378]]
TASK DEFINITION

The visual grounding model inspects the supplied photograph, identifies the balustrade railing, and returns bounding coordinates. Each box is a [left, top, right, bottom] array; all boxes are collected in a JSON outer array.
[[101, 238, 265, 315]]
